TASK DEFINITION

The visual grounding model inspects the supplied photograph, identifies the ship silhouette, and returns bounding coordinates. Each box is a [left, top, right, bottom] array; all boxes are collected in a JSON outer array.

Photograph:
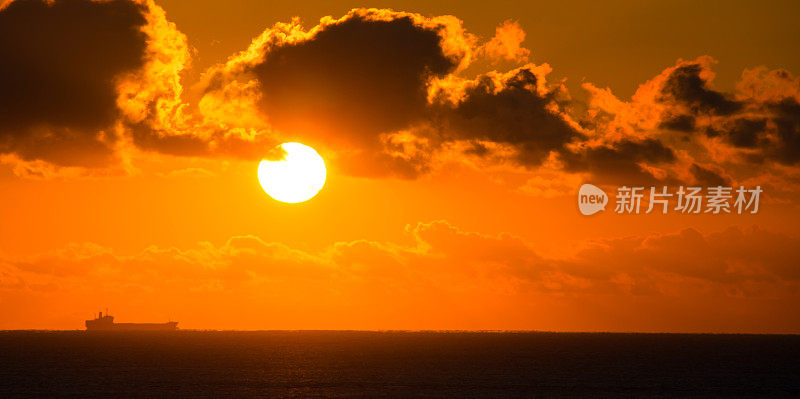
[[85, 310, 178, 331]]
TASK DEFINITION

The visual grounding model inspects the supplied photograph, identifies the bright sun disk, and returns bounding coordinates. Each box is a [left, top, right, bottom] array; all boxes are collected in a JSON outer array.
[[258, 142, 326, 203]]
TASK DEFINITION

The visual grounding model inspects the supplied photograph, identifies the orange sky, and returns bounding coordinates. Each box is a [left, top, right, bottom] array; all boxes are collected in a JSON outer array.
[[1, 0, 800, 333]]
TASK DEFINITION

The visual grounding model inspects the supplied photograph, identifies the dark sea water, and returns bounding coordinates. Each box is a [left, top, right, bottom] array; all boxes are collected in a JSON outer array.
[[1, 331, 798, 398]]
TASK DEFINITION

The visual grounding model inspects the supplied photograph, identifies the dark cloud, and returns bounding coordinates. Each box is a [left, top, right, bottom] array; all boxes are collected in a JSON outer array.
[[690, 163, 730, 186], [250, 13, 457, 148], [463, 140, 490, 157], [659, 63, 742, 116], [226, 14, 588, 177], [704, 118, 767, 149], [696, 94, 799, 166], [562, 138, 676, 184], [629, 60, 800, 183], [648, 60, 800, 172], [771, 98, 800, 164], [728, 118, 767, 148], [0, 0, 148, 166], [435, 67, 583, 166], [659, 113, 696, 132], [129, 123, 211, 158], [1, 2, 798, 187]]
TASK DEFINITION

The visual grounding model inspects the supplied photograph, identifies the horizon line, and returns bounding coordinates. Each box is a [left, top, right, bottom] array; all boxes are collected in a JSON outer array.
[[2, 329, 799, 336]]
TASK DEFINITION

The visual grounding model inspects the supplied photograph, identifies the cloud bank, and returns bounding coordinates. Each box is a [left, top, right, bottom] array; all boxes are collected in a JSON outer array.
[[3, 221, 798, 329], [0, 2, 799, 191]]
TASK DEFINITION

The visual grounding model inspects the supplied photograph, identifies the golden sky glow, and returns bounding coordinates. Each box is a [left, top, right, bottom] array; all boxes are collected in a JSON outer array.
[[1, 0, 800, 332]]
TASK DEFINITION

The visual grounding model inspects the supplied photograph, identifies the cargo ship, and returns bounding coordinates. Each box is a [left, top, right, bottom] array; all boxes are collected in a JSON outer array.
[[85, 311, 178, 331]]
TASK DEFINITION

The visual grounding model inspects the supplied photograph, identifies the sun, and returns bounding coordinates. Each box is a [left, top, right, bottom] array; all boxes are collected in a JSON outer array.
[[258, 142, 326, 203]]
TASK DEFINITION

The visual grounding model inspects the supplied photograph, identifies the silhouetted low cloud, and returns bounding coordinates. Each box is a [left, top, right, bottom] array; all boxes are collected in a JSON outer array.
[[4, 222, 799, 298]]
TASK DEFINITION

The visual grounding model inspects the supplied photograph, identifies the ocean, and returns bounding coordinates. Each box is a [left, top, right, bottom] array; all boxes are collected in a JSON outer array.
[[1, 331, 798, 397]]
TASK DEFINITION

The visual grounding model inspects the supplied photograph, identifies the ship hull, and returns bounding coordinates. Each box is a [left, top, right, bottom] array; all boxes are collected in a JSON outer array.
[[85, 321, 178, 331]]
